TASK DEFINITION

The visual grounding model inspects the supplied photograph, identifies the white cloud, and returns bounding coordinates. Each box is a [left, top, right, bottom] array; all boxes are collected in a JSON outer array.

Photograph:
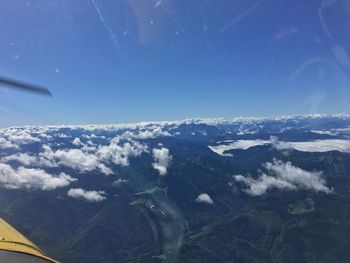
[[54, 149, 105, 173], [311, 130, 338, 136], [272, 138, 350, 153], [97, 164, 113, 175], [57, 133, 69, 138], [137, 127, 171, 139], [0, 163, 75, 190], [152, 148, 172, 176], [211, 138, 350, 156], [195, 193, 214, 204], [122, 127, 171, 139], [67, 188, 106, 202], [81, 144, 97, 152], [39, 133, 52, 139], [46, 139, 147, 174], [0, 138, 19, 149], [97, 141, 147, 166], [72, 138, 97, 152], [4, 149, 58, 168], [334, 127, 350, 133], [72, 137, 83, 146], [38, 145, 57, 166], [209, 140, 271, 156], [3, 153, 39, 166], [36, 145, 111, 175], [2, 138, 147, 176], [75, 139, 97, 152], [234, 159, 332, 196], [4, 130, 40, 145], [113, 178, 128, 187]]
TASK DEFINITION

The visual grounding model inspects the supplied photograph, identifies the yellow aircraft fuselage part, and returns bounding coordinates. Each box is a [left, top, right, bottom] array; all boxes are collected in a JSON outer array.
[[0, 218, 59, 263]]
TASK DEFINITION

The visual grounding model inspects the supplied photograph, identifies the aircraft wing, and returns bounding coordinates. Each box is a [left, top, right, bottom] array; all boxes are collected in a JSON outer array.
[[0, 218, 59, 263]]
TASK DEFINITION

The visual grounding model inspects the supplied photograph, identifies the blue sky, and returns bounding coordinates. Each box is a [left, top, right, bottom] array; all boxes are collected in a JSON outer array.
[[0, 0, 350, 127]]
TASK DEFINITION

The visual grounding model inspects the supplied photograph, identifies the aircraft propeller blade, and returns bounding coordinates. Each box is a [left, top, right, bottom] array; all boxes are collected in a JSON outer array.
[[0, 76, 52, 96]]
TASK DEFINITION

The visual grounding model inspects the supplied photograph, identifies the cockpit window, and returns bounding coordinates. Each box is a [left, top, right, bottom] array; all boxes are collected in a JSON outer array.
[[0, 1, 350, 263]]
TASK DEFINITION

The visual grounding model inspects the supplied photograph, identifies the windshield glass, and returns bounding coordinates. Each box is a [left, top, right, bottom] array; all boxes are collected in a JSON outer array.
[[0, 1, 350, 263]]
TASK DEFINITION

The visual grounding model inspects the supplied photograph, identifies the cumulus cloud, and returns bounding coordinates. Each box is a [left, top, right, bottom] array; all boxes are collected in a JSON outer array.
[[55, 149, 99, 170], [38, 145, 57, 165], [72, 137, 83, 146], [33, 145, 110, 175], [72, 138, 97, 152], [152, 148, 172, 176], [54, 148, 112, 175], [4, 150, 58, 168], [97, 140, 147, 166], [2, 136, 147, 176], [4, 145, 110, 175], [57, 133, 68, 138], [3, 130, 40, 145], [67, 188, 106, 202], [97, 163, 113, 175], [0, 138, 19, 149], [234, 159, 332, 196], [0, 163, 76, 190], [3, 153, 40, 166], [195, 193, 214, 204], [39, 133, 52, 139], [81, 144, 97, 152], [136, 127, 171, 139], [122, 127, 171, 139]]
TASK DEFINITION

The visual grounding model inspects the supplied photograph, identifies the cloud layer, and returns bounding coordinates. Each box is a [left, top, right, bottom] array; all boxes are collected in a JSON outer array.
[[209, 140, 271, 156], [0, 115, 348, 201], [272, 139, 350, 153], [210, 138, 350, 156]]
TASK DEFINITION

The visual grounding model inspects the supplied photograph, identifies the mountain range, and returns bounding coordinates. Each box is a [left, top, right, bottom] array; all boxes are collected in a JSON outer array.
[[0, 114, 350, 262]]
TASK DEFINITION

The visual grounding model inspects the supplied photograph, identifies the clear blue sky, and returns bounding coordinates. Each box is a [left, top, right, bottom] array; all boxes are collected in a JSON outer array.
[[0, 0, 349, 127]]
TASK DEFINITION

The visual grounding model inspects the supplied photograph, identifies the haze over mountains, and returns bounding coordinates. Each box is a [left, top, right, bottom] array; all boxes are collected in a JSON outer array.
[[1, 114, 350, 262]]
